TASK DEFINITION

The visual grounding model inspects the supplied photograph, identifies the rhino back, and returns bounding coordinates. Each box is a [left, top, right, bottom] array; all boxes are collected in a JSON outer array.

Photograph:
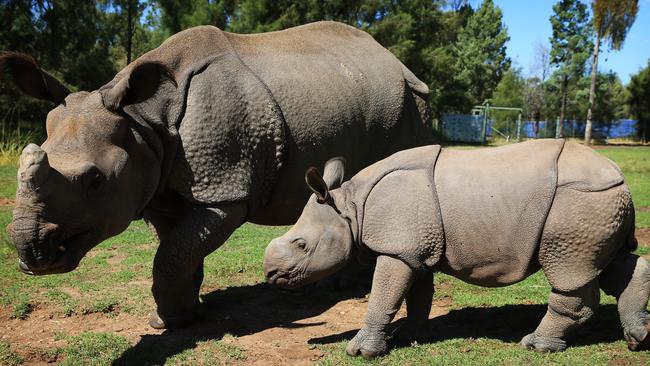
[[226, 21, 406, 147], [556, 141, 624, 191], [434, 139, 565, 286], [227, 22, 431, 222]]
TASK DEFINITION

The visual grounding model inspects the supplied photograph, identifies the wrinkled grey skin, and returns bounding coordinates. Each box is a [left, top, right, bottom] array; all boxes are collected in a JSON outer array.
[[2, 21, 432, 329], [264, 140, 650, 358]]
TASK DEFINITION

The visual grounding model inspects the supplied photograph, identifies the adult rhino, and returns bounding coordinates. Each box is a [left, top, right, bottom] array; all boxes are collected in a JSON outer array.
[[2, 21, 432, 329]]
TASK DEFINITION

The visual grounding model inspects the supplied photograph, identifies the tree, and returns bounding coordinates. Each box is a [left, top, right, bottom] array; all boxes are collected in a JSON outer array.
[[584, 0, 638, 144], [628, 61, 650, 143], [454, 0, 510, 106], [523, 77, 546, 138], [530, 41, 551, 82], [549, 0, 592, 137], [1, 0, 119, 135], [491, 67, 524, 136]]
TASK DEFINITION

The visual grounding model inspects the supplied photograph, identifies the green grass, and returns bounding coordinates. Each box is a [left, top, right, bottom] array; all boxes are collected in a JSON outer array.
[[0, 144, 649, 365], [597, 147, 650, 228], [315, 338, 650, 366], [59, 332, 130, 366], [0, 342, 22, 366]]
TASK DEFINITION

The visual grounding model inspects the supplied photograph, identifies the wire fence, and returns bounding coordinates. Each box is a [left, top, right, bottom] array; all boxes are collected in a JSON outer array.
[[441, 113, 641, 143]]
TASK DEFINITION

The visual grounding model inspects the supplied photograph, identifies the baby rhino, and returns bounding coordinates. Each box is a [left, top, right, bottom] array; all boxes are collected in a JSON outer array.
[[264, 139, 650, 358]]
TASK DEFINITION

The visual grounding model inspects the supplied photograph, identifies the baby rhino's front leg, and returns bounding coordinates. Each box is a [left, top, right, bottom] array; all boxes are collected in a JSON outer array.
[[346, 255, 415, 358]]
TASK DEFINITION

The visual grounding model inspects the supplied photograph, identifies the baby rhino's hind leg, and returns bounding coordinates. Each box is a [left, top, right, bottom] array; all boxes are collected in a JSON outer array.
[[392, 271, 434, 344], [521, 281, 599, 352], [599, 252, 650, 351]]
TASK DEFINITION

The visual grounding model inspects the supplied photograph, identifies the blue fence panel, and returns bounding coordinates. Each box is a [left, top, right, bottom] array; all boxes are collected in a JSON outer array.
[[441, 114, 486, 143], [520, 119, 638, 139]]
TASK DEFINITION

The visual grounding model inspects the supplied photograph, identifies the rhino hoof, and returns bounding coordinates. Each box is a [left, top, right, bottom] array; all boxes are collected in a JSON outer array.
[[625, 322, 650, 351], [520, 333, 566, 352], [346, 328, 387, 359], [148, 310, 199, 329]]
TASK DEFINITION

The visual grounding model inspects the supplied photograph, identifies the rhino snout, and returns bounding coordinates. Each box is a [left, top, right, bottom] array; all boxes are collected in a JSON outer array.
[[9, 211, 84, 275], [9, 215, 60, 271], [264, 238, 299, 287]]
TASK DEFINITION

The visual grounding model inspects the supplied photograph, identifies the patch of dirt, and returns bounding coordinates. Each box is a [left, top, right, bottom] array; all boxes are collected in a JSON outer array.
[[637, 228, 650, 248], [0, 281, 450, 366], [0, 197, 14, 207]]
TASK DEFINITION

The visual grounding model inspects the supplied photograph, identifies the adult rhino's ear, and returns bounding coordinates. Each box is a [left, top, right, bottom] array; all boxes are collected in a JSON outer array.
[[100, 61, 176, 111], [305, 167, 329, 203], [323, 157, 346, 189], [0, 52, 70, 104]]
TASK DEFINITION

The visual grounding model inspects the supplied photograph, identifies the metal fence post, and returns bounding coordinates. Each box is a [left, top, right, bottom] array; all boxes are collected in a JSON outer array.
[[516, 113, 521, 142], [555, 117, 560, 139]]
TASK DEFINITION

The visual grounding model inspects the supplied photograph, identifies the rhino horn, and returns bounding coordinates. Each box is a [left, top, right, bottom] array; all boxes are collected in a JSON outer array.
[[18, 143, 50, 193]]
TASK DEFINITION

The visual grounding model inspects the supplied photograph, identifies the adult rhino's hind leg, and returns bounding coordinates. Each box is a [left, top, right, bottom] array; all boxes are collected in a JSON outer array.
[[148, 203, 247, 329], [599, 252, 650, 350], [521, 281, 600, 352]]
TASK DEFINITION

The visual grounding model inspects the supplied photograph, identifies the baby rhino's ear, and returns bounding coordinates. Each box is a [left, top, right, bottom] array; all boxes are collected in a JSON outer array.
[[305, 167, 329, 203], [322, 157, 346, 189]]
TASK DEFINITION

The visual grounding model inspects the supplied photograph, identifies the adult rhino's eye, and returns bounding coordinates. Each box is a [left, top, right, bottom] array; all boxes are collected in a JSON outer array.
[[293, 238, 307, 252]]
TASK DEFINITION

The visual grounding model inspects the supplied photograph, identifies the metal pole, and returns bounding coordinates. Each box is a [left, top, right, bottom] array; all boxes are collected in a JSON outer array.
[[555, 117, 561, 139], [482, 102, 489, 144]]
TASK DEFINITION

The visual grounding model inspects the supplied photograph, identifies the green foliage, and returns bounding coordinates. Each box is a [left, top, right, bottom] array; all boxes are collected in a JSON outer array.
[[453, 0, 511, 107], [549, 0, 593, 78], [549, 0, 593, 135], [158, 0, 510, 116], [542, 70, 628, 125], [592, 0, 639, 51], [574, 72, 628, 123], [491, 67, 525, 135], [627, 60, 650, 143], [585, 0, 638, 143], [60, 332, 130, 366], [10, 295, 32, 320]]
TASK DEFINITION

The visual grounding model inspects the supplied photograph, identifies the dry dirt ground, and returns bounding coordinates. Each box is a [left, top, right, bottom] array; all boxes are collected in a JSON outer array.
[[0, 280, 453, 365]]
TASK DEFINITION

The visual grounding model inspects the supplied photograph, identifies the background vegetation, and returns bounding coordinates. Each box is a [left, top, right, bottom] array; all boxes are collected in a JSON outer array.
[[2, 0, 649, 149]]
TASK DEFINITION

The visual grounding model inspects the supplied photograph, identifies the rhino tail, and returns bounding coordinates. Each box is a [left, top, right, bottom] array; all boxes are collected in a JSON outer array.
[[399, 62, 429, 97]]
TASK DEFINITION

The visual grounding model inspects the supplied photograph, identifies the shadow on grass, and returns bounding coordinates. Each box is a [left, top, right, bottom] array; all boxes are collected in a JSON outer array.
[[309, 303, 624, 351], [114, 277, 627, 366], [112, 274, 372, 365]]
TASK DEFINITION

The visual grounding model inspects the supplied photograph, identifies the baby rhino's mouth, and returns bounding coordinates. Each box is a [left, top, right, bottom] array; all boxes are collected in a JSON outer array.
[[265, 269, 302, 289]]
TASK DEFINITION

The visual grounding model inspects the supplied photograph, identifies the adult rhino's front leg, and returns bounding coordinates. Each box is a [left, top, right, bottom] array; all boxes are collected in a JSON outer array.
[[147, 203, 247, 329], [347, 255, 416, 358]]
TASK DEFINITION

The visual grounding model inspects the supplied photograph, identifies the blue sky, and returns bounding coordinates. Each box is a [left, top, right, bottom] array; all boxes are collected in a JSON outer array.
[[493, 0, 650, 84]]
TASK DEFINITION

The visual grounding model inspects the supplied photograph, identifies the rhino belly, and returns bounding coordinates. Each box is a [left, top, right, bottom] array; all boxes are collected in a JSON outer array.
[[434, 139, 565, 287]]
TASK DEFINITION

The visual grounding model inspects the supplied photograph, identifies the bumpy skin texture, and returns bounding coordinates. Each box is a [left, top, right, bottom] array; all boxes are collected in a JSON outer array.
[[265, 139, 648, 357], [4, 22, 432, 329]]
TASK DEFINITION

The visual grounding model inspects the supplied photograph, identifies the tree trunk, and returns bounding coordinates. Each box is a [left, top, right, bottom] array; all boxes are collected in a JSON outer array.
[[559, 74, 568, 138], [585, 32, 601, 146]]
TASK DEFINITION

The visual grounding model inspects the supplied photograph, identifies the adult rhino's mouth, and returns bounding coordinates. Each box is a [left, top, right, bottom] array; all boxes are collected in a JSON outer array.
[[17, 230, 92, 275]]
